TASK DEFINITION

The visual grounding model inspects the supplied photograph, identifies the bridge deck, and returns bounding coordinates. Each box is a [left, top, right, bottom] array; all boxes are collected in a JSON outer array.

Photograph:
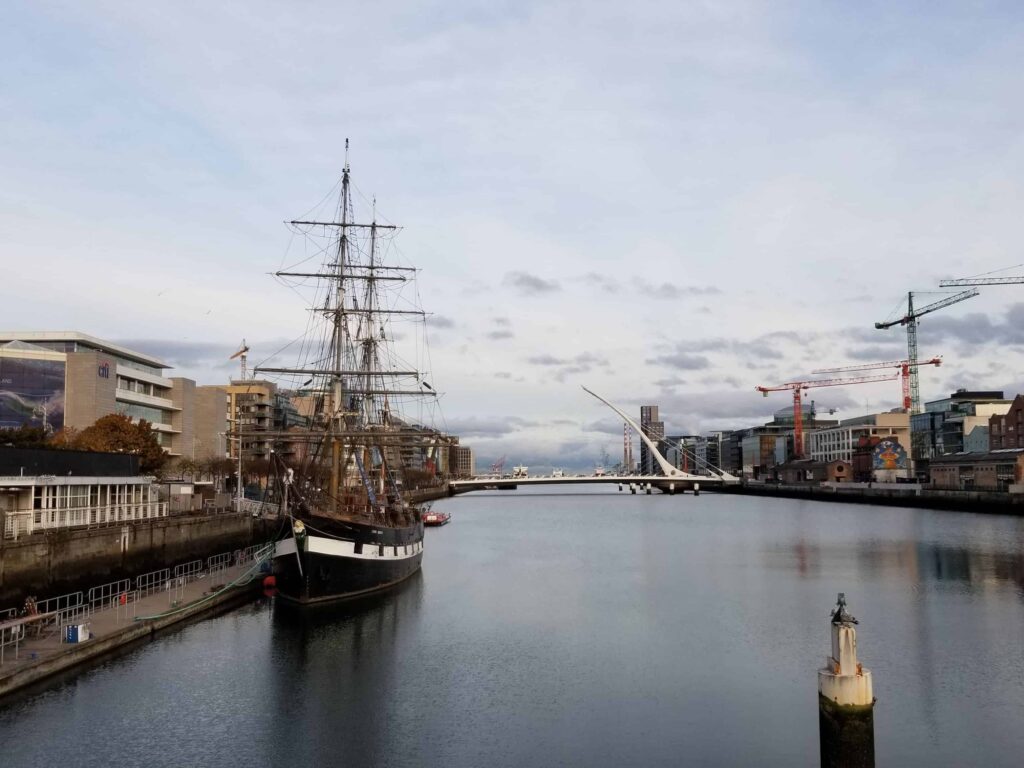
[[449, 474, 734, 493]]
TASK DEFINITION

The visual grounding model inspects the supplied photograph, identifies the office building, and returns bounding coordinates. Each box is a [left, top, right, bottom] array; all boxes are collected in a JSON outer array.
[[0, 332, 225, 459], [640, 405, 665, 475], [807, 411, 910, 463], [989, 394, 1024, 450]]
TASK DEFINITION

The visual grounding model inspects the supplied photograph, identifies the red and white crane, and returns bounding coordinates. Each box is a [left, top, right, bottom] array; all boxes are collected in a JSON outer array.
[[756, 373, 899, 459], [811, 357, 943, 413]]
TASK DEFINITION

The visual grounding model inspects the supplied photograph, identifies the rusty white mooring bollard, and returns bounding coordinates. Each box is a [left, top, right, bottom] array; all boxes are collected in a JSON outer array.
[[818, 593, 875, 768]]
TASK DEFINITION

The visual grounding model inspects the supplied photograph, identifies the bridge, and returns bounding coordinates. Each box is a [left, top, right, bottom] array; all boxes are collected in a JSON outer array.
[[450, 474, 714, 495], [447, 386, 739, 496]]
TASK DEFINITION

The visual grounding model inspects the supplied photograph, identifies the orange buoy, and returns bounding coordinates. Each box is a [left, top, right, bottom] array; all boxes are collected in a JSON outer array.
[[262, 575, 277, 589]]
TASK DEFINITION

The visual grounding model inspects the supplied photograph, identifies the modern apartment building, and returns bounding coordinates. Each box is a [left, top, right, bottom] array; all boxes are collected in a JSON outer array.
[[451, 445, 474, 478], [640, 405, 665, 475], [807, 411, 910, 463], [911, 390, 1011, 461], [0, 332, 226, 459], [989, 394, 1024, 450]]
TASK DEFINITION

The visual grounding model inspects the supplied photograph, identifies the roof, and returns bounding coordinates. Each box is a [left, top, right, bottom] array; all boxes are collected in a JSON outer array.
[[0, 332, 169, 369], [929, 448, 1024, 465]]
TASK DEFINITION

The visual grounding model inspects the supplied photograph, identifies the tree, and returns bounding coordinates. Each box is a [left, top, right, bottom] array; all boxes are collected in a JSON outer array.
[[51, 414, 167, 474], [0, 426, 51, 448]]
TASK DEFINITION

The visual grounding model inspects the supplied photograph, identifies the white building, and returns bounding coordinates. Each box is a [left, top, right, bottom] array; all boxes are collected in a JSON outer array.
[[807, 412, 910, 463]]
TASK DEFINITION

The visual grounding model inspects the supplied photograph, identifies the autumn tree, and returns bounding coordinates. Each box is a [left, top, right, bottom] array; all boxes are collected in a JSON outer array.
[[51, 414, 167, 474]]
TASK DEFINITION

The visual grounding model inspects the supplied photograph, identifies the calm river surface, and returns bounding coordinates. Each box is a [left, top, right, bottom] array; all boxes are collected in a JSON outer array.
[[2, 487, 1024, 766]]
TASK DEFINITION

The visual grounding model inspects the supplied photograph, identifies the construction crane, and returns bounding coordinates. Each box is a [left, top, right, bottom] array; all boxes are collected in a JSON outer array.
[[756, 373, 899, 459], [940, 276, 1024, 286], [812, 357, 943, 413], [229, 339, 250, 380], [939, 267, 1024, 287], [874, 290, 978, 414], [489, 455, 507, 475]]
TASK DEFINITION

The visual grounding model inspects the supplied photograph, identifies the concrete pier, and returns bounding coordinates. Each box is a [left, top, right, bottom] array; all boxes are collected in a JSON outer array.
[[818, 593, 875, 768], [0, 558, 266, 700]]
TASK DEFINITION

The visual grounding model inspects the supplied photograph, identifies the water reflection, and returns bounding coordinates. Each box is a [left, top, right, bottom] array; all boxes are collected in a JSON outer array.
[[777, 539, 1024, 590], [266, 572, 424, 766]]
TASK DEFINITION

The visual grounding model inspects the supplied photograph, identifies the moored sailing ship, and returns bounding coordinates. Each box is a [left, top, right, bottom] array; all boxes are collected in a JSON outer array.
[[252, 143, 443, 604]]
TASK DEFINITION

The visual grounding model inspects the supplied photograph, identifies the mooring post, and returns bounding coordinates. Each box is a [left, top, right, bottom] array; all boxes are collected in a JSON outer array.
[[630, 483, 636, 494], [668, 483, 675, 495], [693, 482, 700, 496], [645, 482, 652, 495], [818, 593, 875, 768]]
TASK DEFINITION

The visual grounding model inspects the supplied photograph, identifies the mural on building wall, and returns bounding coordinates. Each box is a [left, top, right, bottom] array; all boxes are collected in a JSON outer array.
[[873, 438, 907, 470], [0, 358, 66, 431]]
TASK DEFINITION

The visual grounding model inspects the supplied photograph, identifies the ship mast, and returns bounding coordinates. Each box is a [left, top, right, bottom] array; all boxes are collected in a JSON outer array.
[[329, 139, 352, 512]]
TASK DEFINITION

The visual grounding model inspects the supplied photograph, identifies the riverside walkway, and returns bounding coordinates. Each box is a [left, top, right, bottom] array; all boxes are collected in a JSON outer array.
[[0, 545, 271, 698]]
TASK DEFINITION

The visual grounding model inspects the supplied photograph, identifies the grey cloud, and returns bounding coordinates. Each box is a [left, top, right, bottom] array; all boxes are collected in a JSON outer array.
[[486, 330, 514, 340], [444, 415, 537, 438], [583, 418, 626, 436], [633, 278, 722, 300], [583, 272, 617, 293], [844, 345, 908, 361], [428, 315, 456, 329], [527, 354, 566, 366], [492, 317, 511, 327], [654, 376, 687, 388], [646, 350, 710, 370], [494, 371, 513, 379], [504, 271, 560, 295], [527, 351, 609, 382], [921, 306, 1024, 346], [114, 339, 234, 368]]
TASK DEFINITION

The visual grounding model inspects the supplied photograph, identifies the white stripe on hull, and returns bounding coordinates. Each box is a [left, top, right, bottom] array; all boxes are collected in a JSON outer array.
[[275, 534, 423, 562]]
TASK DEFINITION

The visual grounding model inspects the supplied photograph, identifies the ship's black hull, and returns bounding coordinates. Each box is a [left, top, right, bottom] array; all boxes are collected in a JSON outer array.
[[274, 515, 424, 605]]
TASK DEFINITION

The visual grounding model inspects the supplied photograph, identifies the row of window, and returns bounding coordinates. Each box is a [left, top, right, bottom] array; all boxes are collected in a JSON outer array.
[[116, 401, 170, 425], [32, 484, 157, 510]]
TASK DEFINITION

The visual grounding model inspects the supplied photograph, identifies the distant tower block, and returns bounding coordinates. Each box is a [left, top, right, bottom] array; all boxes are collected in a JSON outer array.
[[818, 593, 875, 768]]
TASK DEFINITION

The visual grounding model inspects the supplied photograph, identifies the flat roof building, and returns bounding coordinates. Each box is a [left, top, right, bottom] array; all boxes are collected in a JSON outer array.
[[0, 332, 226, 460]]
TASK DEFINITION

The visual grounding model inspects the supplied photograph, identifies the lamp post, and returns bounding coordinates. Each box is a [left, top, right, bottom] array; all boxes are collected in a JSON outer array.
[[219, 430, 244, 513]]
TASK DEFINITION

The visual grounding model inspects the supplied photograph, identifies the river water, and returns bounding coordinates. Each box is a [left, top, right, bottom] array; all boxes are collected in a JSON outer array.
[[2, 487, 1023, 767]]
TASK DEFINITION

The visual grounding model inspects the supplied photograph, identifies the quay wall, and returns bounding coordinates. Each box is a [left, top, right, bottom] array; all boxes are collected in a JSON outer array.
[[0, 513, 267, 606], [716, 483, 1024, 515], [0, 583, 260, 701]]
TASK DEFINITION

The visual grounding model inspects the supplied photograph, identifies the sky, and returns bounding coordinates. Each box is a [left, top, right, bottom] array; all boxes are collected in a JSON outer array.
[[3, 1, 1024, 470]]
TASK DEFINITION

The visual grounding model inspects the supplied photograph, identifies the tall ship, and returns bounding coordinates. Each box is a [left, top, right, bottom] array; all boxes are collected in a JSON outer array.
[[253, 143, 443, 605]]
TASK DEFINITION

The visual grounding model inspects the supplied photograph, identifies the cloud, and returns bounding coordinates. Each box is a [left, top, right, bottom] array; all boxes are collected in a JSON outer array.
[[633, 279, 721, 300], [485, 330, 514, 340], [428, 315, 456, 329], [583, 272, 617, 293], [583, 418, 626, 435], [526, 351, 609, 382], [504, 271, 560, 295], [444, 415, 537, 438], [646, 351, 710, 370]]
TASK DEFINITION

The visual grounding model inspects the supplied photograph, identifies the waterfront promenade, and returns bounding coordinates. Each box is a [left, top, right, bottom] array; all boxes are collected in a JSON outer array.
[[0, 552, 268, 699]]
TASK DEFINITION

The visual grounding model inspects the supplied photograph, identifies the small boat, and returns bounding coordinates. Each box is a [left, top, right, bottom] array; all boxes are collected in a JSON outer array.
[[423, 510, 451, 527]]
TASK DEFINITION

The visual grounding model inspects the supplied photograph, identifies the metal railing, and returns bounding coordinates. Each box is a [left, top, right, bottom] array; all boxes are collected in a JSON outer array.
[[113, 590, 139, 623], [3, 502, 169, 540], [88, 580, 131, 611], [35, 591, 84, 616], [237, 498, 281, 518], [135, 568, 170, 598], [207, 552, 233, 582], [0, 623, 26, 663], [58, 604, 91, 640], [173, 559, 203, 584]]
